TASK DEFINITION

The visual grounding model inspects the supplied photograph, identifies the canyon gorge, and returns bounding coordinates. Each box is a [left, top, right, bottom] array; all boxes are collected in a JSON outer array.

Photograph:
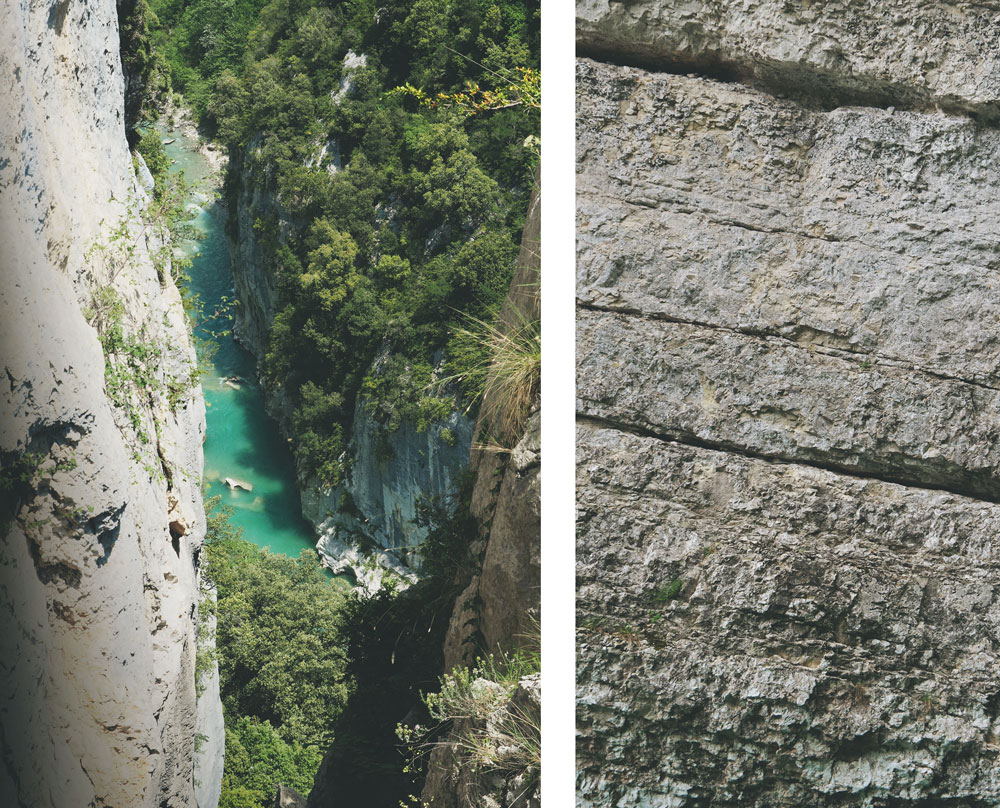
[[0, 0, 540, 806]]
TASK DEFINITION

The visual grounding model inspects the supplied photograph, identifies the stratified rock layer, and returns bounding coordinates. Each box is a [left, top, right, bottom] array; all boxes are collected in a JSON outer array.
[[577, 10, 1000, 805], [0, 1, 220, 805], [577, 0, 1000, 116]]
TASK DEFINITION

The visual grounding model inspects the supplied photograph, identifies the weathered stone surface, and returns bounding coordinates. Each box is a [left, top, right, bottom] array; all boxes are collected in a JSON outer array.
[[577, 0, 1000, 115], [577, 10, 1000, 807], [578, 423, 1000, 806], [309, 399, 473, 589], [0, 2, 219, 805], [578, 308, 1000, 501], [577, 58, 1000, 386]]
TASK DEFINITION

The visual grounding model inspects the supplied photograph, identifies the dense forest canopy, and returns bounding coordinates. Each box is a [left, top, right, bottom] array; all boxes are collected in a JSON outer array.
[[201, 502, 350, 806], [147, 0, 540, 484], [200, 481, 480, 806]]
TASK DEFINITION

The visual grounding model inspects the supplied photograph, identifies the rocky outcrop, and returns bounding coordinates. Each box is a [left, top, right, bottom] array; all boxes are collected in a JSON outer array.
[[307, 400, 474, 589], [0, 2, 220, 805], [420, 674, 541, 808], [577, 5, 1000, 806], [442, 175, 541, 672], [421, 175, 541, 808]]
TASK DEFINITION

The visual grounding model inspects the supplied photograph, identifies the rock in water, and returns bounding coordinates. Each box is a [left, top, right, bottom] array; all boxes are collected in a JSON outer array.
[[577, 3, 1000, 806]]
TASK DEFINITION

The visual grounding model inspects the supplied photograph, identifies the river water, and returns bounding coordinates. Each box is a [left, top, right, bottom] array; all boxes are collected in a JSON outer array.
[[159, 125, 318, 559]]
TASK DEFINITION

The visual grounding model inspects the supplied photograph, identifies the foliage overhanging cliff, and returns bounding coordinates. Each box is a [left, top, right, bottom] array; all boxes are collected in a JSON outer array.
[[147, 0, 539, 487]]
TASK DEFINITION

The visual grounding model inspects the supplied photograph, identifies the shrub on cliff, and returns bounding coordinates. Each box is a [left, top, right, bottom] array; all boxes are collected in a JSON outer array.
[[135, 128, 170, 194]]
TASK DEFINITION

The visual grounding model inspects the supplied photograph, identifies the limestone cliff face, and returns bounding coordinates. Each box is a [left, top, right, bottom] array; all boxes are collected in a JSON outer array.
[[578, 4, 1000, 806], [229, 136, 285, 364], [306, 400, 474, 588], [0, 2, 221, 805]]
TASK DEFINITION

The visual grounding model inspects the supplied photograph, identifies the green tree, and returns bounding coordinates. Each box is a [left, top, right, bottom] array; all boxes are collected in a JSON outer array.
[[218, 716, 322, 808], [203, 502, 351, 748], [135, 128, 170, 195]]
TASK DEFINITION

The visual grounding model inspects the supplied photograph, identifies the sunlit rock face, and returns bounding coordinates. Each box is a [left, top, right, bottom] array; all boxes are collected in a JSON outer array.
[[0, 1, 220, 805], [577, 4, 1000, 805]]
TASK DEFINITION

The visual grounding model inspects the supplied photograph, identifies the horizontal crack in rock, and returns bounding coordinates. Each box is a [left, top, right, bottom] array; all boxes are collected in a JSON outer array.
[[577, 414, 1000, 505], [575, 50, 1000, 124], [577, 302, 1000, 394]]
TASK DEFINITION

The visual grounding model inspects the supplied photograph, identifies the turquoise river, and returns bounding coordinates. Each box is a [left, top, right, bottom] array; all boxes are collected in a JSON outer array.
[[160, 124, 318, 558]]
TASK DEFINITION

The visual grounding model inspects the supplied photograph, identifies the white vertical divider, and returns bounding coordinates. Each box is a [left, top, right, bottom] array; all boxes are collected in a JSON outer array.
[[540, 1, 576, 804]]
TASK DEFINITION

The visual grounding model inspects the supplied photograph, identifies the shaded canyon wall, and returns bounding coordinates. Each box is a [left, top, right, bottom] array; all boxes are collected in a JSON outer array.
[[421, 172, 541, 808]]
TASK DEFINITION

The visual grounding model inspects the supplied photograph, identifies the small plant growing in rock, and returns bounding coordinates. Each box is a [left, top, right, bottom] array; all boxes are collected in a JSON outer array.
[[579, 615, 607, 633], [918, 690, 939, 716], [442, 299, 540, 452], [653, 577, 684, 603], [397, 633, 540, 806], [848, 680, 870, 707]]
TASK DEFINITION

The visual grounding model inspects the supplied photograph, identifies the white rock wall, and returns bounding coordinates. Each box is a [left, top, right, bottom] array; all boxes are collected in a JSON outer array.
[[0, 1, 221, 805]]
